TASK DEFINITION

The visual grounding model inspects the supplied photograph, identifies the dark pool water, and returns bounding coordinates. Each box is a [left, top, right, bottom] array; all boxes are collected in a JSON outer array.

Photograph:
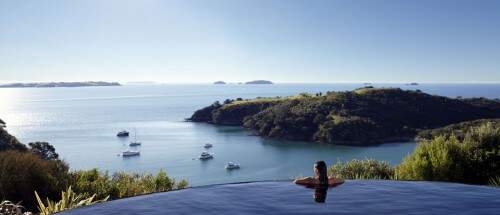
[[62, 180, 500, 215]]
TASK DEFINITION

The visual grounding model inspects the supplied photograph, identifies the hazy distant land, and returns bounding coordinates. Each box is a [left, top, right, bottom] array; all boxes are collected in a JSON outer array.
[[245, 80, 273, 84], [0, 81, 121, 88], [212, 80, 273, 85]]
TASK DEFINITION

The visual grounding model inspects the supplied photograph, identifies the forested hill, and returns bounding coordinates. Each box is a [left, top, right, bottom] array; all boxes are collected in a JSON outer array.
[[0, 119, 27, 151], [417, 118, 500, 141], [189, 87, 500, 145]]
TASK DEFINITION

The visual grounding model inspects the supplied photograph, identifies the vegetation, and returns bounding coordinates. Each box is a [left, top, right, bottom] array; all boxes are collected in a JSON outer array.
[[489, 176, 500, 187], [417, 118, 500, 141], [69, 169, 188, 200], [397, 123, 500, 184], [35, 186, 107, 215], [0, 126, 27, 151], [328, 159, 395, 180], [28, 142, 59, 160], [0, 150, 70, 211], [0, 122, 187, 213], [0, 200, 28, 215], [190, 87, 500, 145], [327, 120, 500, 186]]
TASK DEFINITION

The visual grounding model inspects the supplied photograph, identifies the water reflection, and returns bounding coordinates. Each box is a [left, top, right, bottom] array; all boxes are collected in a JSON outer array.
[[314, 186, 328, 203]]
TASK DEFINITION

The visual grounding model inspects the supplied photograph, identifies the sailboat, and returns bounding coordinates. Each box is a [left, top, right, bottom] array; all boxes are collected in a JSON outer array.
[[129, 128, 141, 146]]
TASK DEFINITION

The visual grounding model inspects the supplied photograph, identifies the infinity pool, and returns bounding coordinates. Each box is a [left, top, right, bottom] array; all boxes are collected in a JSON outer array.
[[62, 180, 500, 215]]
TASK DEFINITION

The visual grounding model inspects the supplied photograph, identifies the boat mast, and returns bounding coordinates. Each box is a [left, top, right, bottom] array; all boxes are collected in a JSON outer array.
[[134, 128, 137, 142]]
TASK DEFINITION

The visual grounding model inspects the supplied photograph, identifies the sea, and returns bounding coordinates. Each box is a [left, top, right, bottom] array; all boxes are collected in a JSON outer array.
[[1, 83, 499, 185]]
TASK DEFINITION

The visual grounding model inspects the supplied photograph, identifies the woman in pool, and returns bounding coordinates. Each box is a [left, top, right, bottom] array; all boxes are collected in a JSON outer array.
[[294, 161, 344, 186]]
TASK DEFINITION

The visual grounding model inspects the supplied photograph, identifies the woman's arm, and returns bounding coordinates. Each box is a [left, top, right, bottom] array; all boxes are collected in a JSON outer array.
[[294, 176, 314, 185], [328, 177, 345, 186]]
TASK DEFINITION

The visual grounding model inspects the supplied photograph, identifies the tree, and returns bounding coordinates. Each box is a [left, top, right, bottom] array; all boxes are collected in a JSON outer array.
[[0, 127, 27, 151], [223, 99, 233, 104], [29, 142, 59, 160]]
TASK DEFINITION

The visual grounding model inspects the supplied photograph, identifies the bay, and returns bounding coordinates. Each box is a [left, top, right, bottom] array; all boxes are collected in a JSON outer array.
[[1, 83, 499, 185]]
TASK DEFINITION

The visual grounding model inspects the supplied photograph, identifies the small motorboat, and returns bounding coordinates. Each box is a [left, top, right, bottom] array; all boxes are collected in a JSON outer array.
[[199, 152, 214, 160], [117, 130, 129, 137], [122, 150, 140, 157], [225, 162, 240, 170], [204, 143, 213, 149]]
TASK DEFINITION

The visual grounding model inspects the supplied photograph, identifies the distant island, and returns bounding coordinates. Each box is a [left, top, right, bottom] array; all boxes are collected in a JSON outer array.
[[188, 87, 500, 146], [213, 81, 227, 84], [245, 80, 273, 84], [0, 81, 121, 88]]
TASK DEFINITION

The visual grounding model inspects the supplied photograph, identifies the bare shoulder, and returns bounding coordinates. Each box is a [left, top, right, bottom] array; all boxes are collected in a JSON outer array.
[[328, 177, 345, 186]]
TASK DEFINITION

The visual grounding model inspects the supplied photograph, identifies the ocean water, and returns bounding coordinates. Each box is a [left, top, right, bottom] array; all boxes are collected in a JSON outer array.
[[61, 180, 500, 215], [1, 83, 499, 185]]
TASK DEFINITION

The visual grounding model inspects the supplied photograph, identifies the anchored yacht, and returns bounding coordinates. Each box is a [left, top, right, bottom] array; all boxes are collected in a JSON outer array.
[[225, 162, 240, 170], [199, 152, 214, 160], [122, 150, 140, 157]]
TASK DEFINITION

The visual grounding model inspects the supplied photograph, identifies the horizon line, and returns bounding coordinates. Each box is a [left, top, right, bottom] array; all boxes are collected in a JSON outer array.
[[2, 80, 500, 85]]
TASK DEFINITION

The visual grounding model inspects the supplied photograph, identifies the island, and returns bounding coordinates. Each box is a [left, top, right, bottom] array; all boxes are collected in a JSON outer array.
[[0, 81, 121, 88], [188, 87, 500, 146], [213, 81, 227, 85], [245, 80, 273, 84]]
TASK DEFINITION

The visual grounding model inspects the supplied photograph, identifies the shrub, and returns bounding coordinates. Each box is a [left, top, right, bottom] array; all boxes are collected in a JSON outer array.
[[328, 159, 395, 180], [0, 150, 70, 211], [396, 123, 500, 184], [69, 169, 188, 200], [68, 169, 118, 200], [35, 186, 107, 215], [396, 136, 465, 181]]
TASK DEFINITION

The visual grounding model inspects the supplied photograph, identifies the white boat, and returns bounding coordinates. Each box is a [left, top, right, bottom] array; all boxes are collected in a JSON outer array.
[[204, 143, 213, 148], [199, 151, 214, 160], [122, 150, 140, 157], [225, 162, 240, 170]]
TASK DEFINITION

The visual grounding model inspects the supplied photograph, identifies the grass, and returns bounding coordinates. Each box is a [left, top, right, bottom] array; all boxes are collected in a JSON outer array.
[[489, 176, 500, 187], [328, 159, 395, 180]]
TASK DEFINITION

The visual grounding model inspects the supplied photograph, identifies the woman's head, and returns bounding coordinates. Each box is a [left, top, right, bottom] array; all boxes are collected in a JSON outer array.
[[314, 161, 328, 186]]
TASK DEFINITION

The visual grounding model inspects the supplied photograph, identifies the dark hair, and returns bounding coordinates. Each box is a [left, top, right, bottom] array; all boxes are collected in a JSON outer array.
[[315, 161, 328, 186], [314, 187, 328, 203]]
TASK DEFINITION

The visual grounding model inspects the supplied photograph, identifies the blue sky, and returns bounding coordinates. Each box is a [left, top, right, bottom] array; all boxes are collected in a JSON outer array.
[[1, 0, 499, 83]]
